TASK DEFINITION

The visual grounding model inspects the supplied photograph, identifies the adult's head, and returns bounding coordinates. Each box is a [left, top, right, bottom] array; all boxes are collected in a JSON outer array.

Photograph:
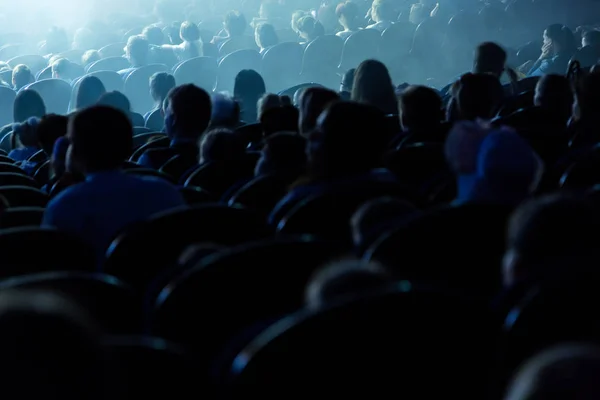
[[0, 291, 108, 400], [291, 10, 308, 33], [574, 69, 600, 120], [451, 73, 504, 121], [473, 42, 507, 78], [164, 84, 212, 140], [198, 128, 246, 164], [309, 101, 387, 179], [11, 65, 33, 91], [255, 131, 307, 177], [305, 260, 391, 309], [297, 16, 325, 42], [534, 74, 573, 122], [398, 85, 443, 130], [210, 92, 240, 129], [37, 114, 68, 155], [180, 21, 201, 43], [506, 344, 600, 400], [142, 25, 165, 45], [336, 1, 360, 31], [149, 72, 176, 105], [81, 50, 101, 67], [125, 35, 149, 67], [351, 197, 418, 252], [544, 23, 577, 56], [224, 10, 247, 37], [255, 23, 279, 50], [68, 105, 133, 174], [298, 87, 339, 136], [75, 76, 106, 111], [13, 90, 46, 123], [352, 59, 398, 115], [97, 91, 131, 116], [234, 69, 266, 122], [504, 194, 599, 287], [51, 58, 76, 81], [370, 0, 395, 23], [582, 29, 600, 48], [340, 68, 355, 94]]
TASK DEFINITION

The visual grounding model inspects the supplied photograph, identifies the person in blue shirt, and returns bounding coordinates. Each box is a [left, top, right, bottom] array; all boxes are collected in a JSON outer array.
[[528, 24, 577, 77], [42, 106, 186, 264]]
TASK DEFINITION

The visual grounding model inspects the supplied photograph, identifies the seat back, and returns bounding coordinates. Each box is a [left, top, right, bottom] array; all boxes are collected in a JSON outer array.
[[173, 56, 218, 92], [87, 56, 130, 73], [124, 64, 169, 114], [23, 79, 72, 114], [339, 29, 381, 71], [261, 42, 304, 92], [215, 49, 262, 92], [0, 86, 15, 128]]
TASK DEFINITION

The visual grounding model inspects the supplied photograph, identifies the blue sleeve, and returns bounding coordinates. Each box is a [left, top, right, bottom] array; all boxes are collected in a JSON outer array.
[[137, 152, 153, 169], [528, 59, 546, 76]]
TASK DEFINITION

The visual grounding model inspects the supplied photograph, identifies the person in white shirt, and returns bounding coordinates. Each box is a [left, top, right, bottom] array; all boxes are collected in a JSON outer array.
[[366, 0, 395, 32], [162, 21, 203, 62]]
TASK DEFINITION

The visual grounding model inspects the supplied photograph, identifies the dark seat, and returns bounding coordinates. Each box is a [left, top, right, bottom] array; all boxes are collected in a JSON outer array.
[[132, 132, 167, 149], [0, 162, 27, 175], [179, 186, 216, 205], [0, 173, 39, 188], [160, 155, 196, 183], [0, 227, 96, 277], [152, 237, 341, 375], [227, 174, 293, 215], [87, 56, 130, 73], [33, 160, 51, 185], [229, 286, 494, 391], [0, 207, 44, 228], [130, 136, 170, 162], [23, 79, 72, 115], [0, 86, 15, 128], [104, 204, 272, 292], [0, 271, 138, 334], [123, 168, 175, 183], [106, 336, 203, 395], [27, 149, 47, 163], [0, 185, 48, 207]]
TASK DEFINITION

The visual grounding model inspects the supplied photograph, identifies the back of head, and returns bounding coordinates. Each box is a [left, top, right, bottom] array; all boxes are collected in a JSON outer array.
[[225, 10, 247, 36], [82, 50, 101, 67], [143, 25, 165, 45], [257, 93, 282, 120], [583, 29, 600, 48], [11, 64, 33, 90], [399, 85, 442, 130], [150, 72, 176, 103], [454, 73, 504, 120], [352, 60, 397, 115], [546, 23, 576, 55], [534, 74, 573, 120], [507, 194, 598, 272], [305, 260, 391, 309], [97, 91, 131, 115], [126, 35, 149, 65], [371, 0, 395, 22], [38, 114, 68, 155], [210, 92, 240, 128], [336, 1, 360, 29], [255, 23, 279, 49], [0, 291, 107, 400], [51, 58, 74, 80], [180, 21, 201, 43], [68, 105, 133, 173], [445, 120, 490, 175], [164, 84, 211, 139], [506, 344, 600, 400], [256, 131, 307, 176], [76, 76, 107, 110], [13, 90, 46, 123], [297, 16, 325, 41], [474, 42, 507, 77], [311, 101, 387, 177], [575, 70, 600, 118], [234, 69, 266, 102], [299, 87, 340, 135], [199, 128, 246, 164]]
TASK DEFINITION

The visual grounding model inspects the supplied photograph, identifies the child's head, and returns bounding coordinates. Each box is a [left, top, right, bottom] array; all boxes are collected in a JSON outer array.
[[14, 117, 41, 148]]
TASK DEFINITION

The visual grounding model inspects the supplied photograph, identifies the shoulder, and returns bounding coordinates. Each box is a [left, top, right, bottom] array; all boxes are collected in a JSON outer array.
[[43, 182, 87, 218]]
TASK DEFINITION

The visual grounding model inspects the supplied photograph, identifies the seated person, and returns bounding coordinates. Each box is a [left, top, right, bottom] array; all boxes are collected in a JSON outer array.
[[138, 84, 212, 171], [97, 91, 145, 127], [11, 64, 34, 91], [9, 117, 42, 163], [42, 106, 185, 262], [162, 21, 203, 61], [119, 35, 149, 79]]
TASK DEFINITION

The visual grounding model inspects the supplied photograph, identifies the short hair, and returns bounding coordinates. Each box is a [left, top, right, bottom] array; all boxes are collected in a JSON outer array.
[[12, 64, 33, 90], [336, 1, 359, 20], [298, 87, 340, 135], [255, 23, 279, 49], [142, 25, 165, 45], [583, 29, 600, 47], [199, 128, 246, 164], [297, 16, 325, 41], [75, 76, 106, 110], [13, 90, 46, 123], [149, 72, 176, 103], [474, 42, 507, 76], [224, 10, 247, 36], [37, 114, 68, 155], [256, 131, 307, 176], [68, 105, 133, 172], [97, 91, 131, 116], [180, 21, 201, 42], [371, 0, 395, 22], [166, 84, 212, 138], [454, 73, 504, 120], [399, 85, 443, 129], [305, 260, 391, 308], [51, 58, 72, 78], [81, 50, 101, 66], [126, 35, 149, 64], [534, 74, 573, 120]]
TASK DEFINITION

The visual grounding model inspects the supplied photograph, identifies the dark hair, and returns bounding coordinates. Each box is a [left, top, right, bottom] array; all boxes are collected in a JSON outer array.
[[399, 85, 443, 129], [256, 131, 307, 176], [199, 128, 246, 163], [97, 91, 131, 115], [126, 35, 149, 66], [534, 74, 573, 122], [583, 29, 600, 47], [166, 84, 212, 138], [474, 42, 507, 77], [150, 72, 176, 103], [452, 73, 504, 120], [37, 114, 68, 155], [142, 25, 165, 45], [341, 68, 355, 92], [299, 87, 340, 135], [13, 90, 46, 123], [297, 16, 325, 41], [224, 10, 247, 36], [336, 1, 360, 30], [352, 60, 397, 115], [11, 65, 33, 91], [546, 23, 577, 55], [234, 70, 266, 122], [75, 76, 107, 110], [255, 23, 279, 49], [68, 105, 133, 172], [180, 21, 201, 42]]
